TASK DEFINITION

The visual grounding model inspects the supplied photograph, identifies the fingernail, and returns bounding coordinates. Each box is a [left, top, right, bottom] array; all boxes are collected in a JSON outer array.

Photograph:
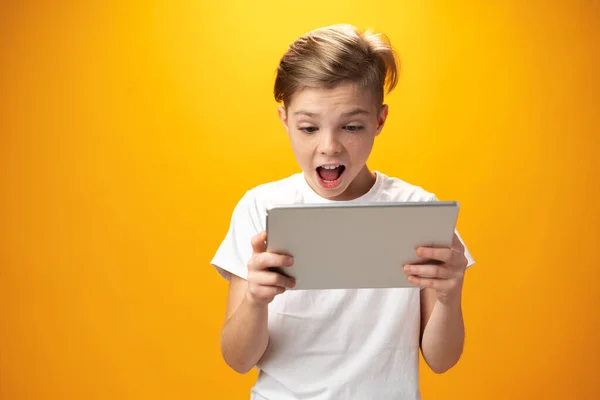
[[287, 257, 294, 266], [404, 265, 413, 273]]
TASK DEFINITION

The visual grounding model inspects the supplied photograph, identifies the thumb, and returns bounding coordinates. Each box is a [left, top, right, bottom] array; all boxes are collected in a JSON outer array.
[[251, 230, 267, 254]]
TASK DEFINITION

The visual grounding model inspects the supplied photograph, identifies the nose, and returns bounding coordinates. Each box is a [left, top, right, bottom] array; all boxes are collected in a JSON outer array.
[[317, 130, 342, 155]]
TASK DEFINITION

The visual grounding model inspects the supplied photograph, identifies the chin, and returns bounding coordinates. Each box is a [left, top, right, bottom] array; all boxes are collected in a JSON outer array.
[[312, 178, 352, 201]]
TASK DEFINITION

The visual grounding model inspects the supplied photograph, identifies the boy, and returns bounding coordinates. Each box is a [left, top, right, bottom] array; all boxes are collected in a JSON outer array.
[[211, 24, 475, 400]]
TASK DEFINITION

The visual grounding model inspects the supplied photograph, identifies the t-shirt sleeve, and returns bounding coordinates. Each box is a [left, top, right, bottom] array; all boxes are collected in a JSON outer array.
[[455, 229, 475, 268], [428, 194, 475, 268], [210, 191, 264, 281]]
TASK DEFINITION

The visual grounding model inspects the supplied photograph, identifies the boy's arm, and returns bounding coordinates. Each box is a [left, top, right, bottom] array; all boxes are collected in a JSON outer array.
[[403, 233, 469, 373], [219, 231, 296, 374], [419, 288, 464, 373], [220, 275, 270, 374]]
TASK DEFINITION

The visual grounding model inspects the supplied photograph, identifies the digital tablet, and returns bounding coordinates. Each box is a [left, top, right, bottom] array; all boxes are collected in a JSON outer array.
[[265, 201, 460, 290]]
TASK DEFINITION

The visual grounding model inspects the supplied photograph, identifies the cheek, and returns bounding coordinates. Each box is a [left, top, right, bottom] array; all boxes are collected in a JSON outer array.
[[347, 135, 375, 160], [289, 135, 314, 163]]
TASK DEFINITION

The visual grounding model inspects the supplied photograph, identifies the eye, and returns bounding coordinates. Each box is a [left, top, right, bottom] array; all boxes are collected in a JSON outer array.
[[299, 126, 318, 133], [344, 125, 364, 132]]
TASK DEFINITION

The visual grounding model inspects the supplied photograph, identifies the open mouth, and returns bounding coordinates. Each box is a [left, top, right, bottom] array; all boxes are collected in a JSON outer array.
[[316, 164, 346, 188]]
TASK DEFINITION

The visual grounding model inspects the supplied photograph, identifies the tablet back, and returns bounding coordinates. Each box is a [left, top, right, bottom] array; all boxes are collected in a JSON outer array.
[[265, 202, 459, 290]]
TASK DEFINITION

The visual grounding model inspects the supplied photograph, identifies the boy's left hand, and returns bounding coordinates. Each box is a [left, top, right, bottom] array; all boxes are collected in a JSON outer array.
[[403, 233, 468, 304]]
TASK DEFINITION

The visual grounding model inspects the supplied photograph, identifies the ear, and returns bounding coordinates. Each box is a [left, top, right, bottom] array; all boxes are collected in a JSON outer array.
[[375, 104, 389, 136], [277, 105, 289, 134]]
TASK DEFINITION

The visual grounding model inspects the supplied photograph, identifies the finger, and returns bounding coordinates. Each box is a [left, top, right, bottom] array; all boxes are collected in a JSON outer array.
[[248, 285, 286, 302], [249, 252, 294, 271], [451, 233, 465, 252], [417, 247, 453, 264], [403, 264, 453, 279], [249, 270, 296, 288], [407, 275, 453, 291], [251, 231, 267, 254]]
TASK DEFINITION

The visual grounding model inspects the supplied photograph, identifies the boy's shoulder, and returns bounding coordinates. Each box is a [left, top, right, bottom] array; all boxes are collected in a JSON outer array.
[[235, 173, 305, 214], [373, 171, 438, 203], [244, 173, 303, 200]]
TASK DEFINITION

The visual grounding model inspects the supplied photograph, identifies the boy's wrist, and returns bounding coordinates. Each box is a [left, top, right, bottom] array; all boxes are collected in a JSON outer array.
[[437, 290, 463, 308], [244, 291, 271, 310]]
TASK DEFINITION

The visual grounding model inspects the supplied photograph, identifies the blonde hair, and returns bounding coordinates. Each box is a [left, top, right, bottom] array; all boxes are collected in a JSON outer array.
[[274, 24, 399, 107]]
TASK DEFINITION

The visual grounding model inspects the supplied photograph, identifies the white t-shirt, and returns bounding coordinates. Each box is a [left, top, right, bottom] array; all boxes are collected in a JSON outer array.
[[211, 171, 475, 400]]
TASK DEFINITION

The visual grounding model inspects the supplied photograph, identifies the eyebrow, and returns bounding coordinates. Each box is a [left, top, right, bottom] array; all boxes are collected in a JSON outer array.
[[292, 108, 371, 118], [341, 108, 371, 117]]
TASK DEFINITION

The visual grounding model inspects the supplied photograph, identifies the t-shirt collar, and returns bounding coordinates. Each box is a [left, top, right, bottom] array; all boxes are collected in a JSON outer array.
[[298, 170, 384, 204]]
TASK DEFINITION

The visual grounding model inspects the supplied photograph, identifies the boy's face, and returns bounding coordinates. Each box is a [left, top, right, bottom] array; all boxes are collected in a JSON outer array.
[[278, 82, 388, 201]]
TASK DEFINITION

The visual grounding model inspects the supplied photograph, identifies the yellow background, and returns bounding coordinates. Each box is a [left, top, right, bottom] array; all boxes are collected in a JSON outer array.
[[1, 0, 599, 399]]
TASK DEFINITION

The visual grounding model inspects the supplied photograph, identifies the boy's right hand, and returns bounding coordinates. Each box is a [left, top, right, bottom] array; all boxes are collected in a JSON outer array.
[[246, 231, 296, 305]]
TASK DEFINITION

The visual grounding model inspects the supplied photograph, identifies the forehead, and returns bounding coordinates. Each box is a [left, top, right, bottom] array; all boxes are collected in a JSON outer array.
[[287, 83, 378, 115]]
